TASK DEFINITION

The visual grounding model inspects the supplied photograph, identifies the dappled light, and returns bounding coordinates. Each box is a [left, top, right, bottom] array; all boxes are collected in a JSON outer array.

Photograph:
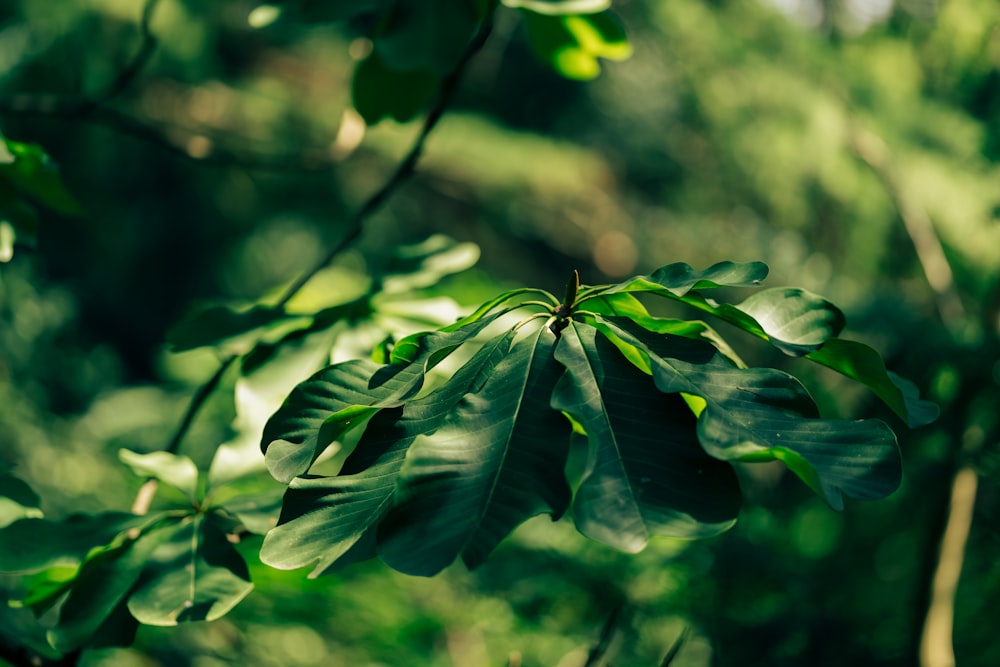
[[1, 0, 998, 666]]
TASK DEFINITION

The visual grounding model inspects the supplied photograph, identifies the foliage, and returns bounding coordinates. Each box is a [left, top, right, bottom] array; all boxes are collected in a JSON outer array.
[[1, 0, 996, 665]]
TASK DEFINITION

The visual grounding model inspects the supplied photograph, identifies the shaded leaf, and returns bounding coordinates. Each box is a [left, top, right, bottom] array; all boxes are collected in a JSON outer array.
[[375, 0, 484, 75], [807, 339, 940, 427], [167, 304, 301, 353], [127, 516, 253, 626], [377, 324, 572, 575], [0, 513, 153, 574], [46, 535, 161, 652], [552, 322, 740, 552], [260, 331, 518, 575], [598, 317, 901, 510], [0, 473, 42, 528]]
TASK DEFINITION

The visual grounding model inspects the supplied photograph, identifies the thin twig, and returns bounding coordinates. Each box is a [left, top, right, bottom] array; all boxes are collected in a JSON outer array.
[[83, 0, 162, 112], [129, 12, 497, 516], [274, 12, 497, 307], [848, 123, 967, 331]]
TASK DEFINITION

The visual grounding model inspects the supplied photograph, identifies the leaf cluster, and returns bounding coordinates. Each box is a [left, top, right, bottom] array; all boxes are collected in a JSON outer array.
[[258, 260, 935, 577]]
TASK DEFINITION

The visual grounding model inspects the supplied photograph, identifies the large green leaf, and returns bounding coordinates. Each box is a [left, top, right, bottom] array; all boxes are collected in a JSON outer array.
[[262, 313, 506, 482], [376, 324, 572, 575], [260, 330, 518, 575], [597, 317, 901, 510], [551, 323, 740, 552], [127, 515, 253, 626], [807, 338, 940, 427]]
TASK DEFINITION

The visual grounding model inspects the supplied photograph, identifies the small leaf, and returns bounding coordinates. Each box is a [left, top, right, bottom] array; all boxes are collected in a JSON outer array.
[[377, 324, 572, 575], [167, 304, 299, 353], [379, 235, 481, 293], [0, 139, 82, 215], [502, 0, 611, 14], [127, 515, 253, 626], [520, 10, 632, 80], [119, 450, 201, 501], [0, 473, 42, 528]]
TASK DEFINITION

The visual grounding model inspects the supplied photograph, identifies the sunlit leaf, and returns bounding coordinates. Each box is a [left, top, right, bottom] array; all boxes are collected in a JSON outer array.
[[119, 450, 201, 501], [0, 473, 42, 528], [520, 10, 633, 80], [379, 234, 481, 293], [502, 0, 610, 15]]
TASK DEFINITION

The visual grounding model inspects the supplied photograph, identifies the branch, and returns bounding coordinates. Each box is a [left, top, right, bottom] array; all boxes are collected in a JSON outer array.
[[83, 0, 162, 112], [130, 12, 497, 515], [848, 124, 967, 331], [275, 12, 497, 306], [919, 466, 979, 667]]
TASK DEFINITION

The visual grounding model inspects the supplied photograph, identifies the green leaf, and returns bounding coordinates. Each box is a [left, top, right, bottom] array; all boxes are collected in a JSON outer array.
[[378, 234, 481, 293], [734, 287, 846, 355], [166, 304, 301, 353], [552, 323, 740, 552], [591, 260, 769, 298], [0, 139, 82, 215], [377, 324, 572, 575], [0, 474, 42, 528], [0, 513, 152, 574], [119, 450, 201, 501], [502, 0, 610, 15], [126, 515, 253, 626], [352, 50, 439, 124], [260, 330, 518, 576], [520, 10, 633, 80], [598, 318, 901, 510], [47, 539, 151, 652], [807, 339, 939, 427]]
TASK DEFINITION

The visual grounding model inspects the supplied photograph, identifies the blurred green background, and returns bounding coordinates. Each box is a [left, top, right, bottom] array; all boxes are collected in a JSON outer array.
[[1, 0, 998, 665]]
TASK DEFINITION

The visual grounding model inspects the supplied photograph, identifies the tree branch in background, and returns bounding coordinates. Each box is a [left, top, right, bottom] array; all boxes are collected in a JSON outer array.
[[847, 121, 978, 667], [83, 0, 162, 111], [848, 124, 967, 332], [131, 13, 497, 515], [919, 466, 979, 667]]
